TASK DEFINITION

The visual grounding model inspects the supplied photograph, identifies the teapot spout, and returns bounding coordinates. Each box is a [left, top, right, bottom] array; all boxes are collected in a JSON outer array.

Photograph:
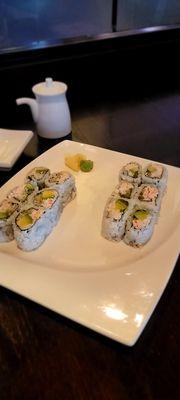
[[16, 98, 38, 123]]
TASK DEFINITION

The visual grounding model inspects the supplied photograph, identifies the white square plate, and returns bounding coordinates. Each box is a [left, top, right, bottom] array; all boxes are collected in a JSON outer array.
[[0, 128, 33, 169], [0, 140, 179, 346]]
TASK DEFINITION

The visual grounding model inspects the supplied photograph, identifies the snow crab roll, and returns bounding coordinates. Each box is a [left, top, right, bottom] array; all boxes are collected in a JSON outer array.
[[14, 189, 62, 251], [14, 207, 54, 251], [0, 199, 19, 242], [124, 206, 157, 247], [112, 180, 137, 200], [134, 183, 163, 212], [25, 167, 50, 189], [102, 196, 132, 242], [32, 188, 62, 228], [142, 163, 168, 189], [7, 182, 38, 205], [45, 171, 76, 207], [119, 162, 142, 185]]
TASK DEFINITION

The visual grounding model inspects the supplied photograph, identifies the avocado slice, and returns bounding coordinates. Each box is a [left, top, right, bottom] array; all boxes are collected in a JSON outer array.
[[25, 183, 34, 194], [36, 168, 48, 175], [147, 164, 156, 172], [146, 165, 157, 176], [0, 211, 9, 220], [17, 213, 33, 230], [129, 168, 138, 178], [115, 199, 128, 212], [42, 190, 55, 200], [34, 193, 43, 204], [134, 210, 150, 221]]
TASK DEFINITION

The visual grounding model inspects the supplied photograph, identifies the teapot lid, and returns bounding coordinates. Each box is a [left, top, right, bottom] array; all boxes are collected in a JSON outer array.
[[32, 78, 67, 96]]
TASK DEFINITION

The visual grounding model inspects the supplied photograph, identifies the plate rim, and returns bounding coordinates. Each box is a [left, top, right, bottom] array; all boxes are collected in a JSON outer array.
[[0, 139, 179, 346]]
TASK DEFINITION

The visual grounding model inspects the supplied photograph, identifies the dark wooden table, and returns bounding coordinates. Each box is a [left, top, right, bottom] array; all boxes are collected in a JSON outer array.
[[0, 92, 179, 400]]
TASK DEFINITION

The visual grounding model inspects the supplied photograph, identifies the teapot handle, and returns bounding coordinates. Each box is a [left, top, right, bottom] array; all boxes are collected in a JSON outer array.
[[16, 98, 38, 123]]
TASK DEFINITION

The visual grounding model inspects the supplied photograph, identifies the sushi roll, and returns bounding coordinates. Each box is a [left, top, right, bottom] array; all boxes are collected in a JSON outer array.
[[0, 199, 19, 242], [134, 183, 163, 212], [7, 182, 38, 205], [44, 171, 76, 207], [119, 162, 142, 185], [102, 196, 132, 242], [142, 163, 168, 189], [25, 167, 50, 189], [14, 189, 62, 251], [112, 180, 137, 200], [32, 188, 62, 227], [14, 207, 53, 251], [124, 205, 157, 247]]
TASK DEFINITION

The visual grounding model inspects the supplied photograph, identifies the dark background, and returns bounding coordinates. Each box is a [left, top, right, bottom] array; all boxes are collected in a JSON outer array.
[[0, 16, 180, 400], [1, 28, 180, 128]]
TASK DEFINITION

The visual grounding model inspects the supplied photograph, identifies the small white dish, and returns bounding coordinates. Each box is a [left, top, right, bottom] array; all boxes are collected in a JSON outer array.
[[0, 128, 33, 169], [0, 140, 179, 346]]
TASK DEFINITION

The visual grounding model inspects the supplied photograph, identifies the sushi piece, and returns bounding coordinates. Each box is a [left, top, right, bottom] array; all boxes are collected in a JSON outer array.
[[112, 180, 137, 200], [142, 163, 168, 188], [134, 183, 163, 212], [44, 171, 76, 207], [32, 188, 62, 227], [14, 207, 53, 251], [7, 182, 38, 205], [124, 205, 157, 247], [25, 167, 50, 189], [119, 162, 142, 185], [0, 199, 19, 242], [101, 196, 132, 242], [14, 189, 62, 251]]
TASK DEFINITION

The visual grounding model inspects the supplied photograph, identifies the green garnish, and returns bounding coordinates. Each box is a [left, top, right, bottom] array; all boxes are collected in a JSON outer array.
[[80, 159, 93, 172], [134, 210, 149, 221], [115, 199, 128, 212]]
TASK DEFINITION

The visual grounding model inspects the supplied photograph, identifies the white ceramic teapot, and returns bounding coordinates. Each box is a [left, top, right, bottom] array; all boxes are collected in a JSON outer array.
[[16, 77, 71, 139]]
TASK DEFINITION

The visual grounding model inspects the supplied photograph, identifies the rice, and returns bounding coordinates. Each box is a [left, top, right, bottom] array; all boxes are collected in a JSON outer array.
[[0, 199, 19, 242], [1, 164, 77, 251], [142, 163, 168, 189], [13, 189, 62, 251], [112, 180, 137, 200], [133, 183, 164, 212], [45, 171, 76, 207], [101, 196, 132, 242], [102, 161, 167, 247], [119, 162, 142, 185], [7, 182, 38, 205], [25, 167, 50, 189], [124, 205, 157, 247]]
